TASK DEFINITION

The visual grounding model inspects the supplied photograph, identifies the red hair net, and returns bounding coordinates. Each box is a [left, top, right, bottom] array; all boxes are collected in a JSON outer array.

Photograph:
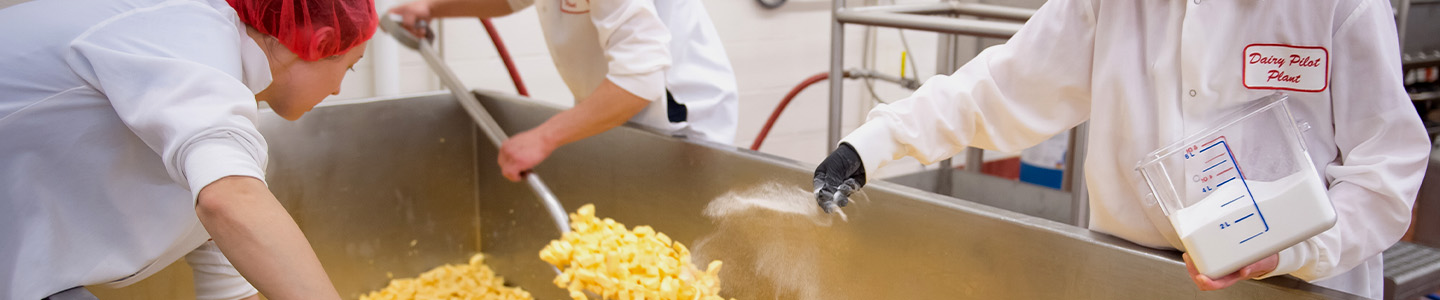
[[228, 0, 379, 61]]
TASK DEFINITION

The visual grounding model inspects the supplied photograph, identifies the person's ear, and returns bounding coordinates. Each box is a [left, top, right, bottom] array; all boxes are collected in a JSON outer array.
[[262, 36, 299, 67]]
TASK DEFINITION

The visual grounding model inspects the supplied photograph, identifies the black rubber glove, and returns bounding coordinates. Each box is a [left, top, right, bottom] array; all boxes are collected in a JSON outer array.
[[814, 143, 867, 213]]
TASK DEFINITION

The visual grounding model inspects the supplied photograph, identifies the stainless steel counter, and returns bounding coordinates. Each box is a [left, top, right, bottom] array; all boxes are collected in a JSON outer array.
[[95, 91, 1359, 299]]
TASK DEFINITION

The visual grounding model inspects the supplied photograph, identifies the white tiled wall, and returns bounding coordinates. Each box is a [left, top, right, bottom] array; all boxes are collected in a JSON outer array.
[[335, 0, 1021, 178]]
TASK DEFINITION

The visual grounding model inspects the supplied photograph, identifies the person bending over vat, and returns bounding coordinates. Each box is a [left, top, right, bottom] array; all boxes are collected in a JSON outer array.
[[0, 0, 377, 298]]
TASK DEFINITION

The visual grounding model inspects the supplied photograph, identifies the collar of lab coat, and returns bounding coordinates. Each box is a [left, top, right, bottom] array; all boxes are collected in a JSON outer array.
[[220, 0, 271, 95]]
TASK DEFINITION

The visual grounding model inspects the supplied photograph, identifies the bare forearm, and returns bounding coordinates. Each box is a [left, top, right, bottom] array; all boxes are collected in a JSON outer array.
[[421, 0, 514, 19], [532, 79, 652, 147], [196, 176, 339, 300]]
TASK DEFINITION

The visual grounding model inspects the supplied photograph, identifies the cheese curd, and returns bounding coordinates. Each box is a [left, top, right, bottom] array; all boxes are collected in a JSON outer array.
[[360, 254, 533, 300], [539, 204, 731, 300]]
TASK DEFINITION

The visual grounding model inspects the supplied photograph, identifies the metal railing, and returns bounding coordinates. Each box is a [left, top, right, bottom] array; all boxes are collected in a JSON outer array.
[[828, 1, 1092, 227]]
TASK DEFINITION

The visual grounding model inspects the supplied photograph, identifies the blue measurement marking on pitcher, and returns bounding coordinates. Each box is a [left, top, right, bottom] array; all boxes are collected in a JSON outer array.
[[1189, 136, 1270, 245]]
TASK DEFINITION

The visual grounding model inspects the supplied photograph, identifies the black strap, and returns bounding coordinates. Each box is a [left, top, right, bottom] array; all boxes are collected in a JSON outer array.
[[666, 89, 687, 123]]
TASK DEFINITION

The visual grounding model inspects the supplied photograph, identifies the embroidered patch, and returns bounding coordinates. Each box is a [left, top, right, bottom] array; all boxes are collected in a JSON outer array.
[[1243, 44, 1329, 92], [560, 0, 589, 14]]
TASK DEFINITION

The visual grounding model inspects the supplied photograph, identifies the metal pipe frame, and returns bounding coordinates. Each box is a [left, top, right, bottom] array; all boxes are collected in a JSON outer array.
[[845, 68, 921, 90], [831, 2, 1030, 195], [935, 30, 958, 195], [835, 11, 1024, 39], [1397, 0, 1411, 52], [844, 2, 1035, 22], [1063, 123, 1090, 227], [828, 2, 1031, 152], [832, 2, 1094, 229], [827, 0, 845, 152]]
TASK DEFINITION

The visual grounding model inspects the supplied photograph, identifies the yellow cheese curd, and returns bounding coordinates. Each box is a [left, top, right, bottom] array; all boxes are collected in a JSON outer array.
[[360, 254, 533, 300], [539, 204, 732, 300]]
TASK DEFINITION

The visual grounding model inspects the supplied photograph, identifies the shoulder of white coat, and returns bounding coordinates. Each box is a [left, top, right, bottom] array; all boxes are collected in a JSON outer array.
[[72, 0, 233, 43], [1332, 0, 1386, 33], [66, 1, 245, 80]]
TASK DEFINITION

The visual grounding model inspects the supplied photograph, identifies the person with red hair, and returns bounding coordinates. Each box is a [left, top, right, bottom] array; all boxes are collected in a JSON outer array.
[[0, 0, 377, 298]]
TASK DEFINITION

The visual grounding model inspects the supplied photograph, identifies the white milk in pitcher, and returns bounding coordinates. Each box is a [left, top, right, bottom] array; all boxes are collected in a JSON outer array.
[[1169, 163, 1335, 278]]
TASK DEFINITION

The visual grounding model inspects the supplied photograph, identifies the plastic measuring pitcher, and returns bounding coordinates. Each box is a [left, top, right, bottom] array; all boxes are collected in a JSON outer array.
[[1135, 93, 1335, 278]]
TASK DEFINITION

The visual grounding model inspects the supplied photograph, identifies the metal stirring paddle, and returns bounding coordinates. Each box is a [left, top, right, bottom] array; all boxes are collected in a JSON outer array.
[[379, 16, 571, 235]]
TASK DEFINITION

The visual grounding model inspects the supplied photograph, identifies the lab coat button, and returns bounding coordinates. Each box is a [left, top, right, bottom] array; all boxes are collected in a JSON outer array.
[[1193, 0, 1201, 4], [1189, 89, 1197, 97]]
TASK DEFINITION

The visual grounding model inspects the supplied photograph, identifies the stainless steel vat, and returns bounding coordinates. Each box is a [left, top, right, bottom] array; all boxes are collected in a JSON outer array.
[[92, 91, 1358, 299]]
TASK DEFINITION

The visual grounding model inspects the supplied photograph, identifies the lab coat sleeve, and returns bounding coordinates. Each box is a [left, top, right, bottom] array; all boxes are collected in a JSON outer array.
[[64, 2, 269, 201], [589, 0, 670, 101], [186, 241, 259, 300], [1260, 0, 1429, 281], [842, 0, 1096, 177]]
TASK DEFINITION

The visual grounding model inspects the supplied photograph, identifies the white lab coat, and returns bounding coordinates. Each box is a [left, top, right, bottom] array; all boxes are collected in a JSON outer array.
[[505, 0, 740, 145], [841, 0, 1428, 298], [0, 0, 270, 298]]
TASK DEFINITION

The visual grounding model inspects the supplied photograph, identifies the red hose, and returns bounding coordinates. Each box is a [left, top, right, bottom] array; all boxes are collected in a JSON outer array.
[[750, 72, 831, 151], [481, 18, 820, 150], [481, 18, 529, 97]]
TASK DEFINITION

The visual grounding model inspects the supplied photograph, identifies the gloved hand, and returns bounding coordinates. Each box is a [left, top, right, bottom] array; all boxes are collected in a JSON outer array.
[[813, 143, 867, 213]]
